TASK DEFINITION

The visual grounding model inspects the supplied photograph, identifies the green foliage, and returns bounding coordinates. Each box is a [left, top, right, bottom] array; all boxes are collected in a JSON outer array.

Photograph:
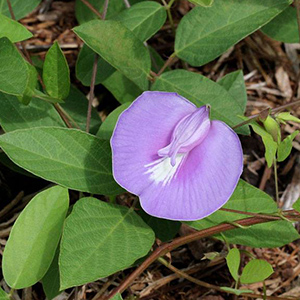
[[138, 206, 181, 242], [240, 259, 273, 284], [41, 249, 61, 300], [59, 197, 155, 289], [152, 70, 248, 134], [97, 102, 131, 139], [75, 0, 144, 24], [248, 121, 278, 168], [175, 0, 291, 66], [76, 44, 115, 86], [187, 180, 300, 247], [111, 294, 123, 300], [0, 288, 9, 300], [60, 85, 102, 134], [43, 41, 70, 100], [276, 112, 300, 124], [0, 127, 122, 195], [0, 13, 32, 42], [277, 130, 299, 162], [114, 1, 166, 42], [261, 6, 299, 43], [0, 0, 41, 20], [226, 248, 240, 281], [0, 92, 65, 132], [73, 20, 151, 90], [262, 115, 281, 143], [3, 186, 69, 289], [293, 198, 300, 213], [0, 37, 37, 100], [188, 0, 214, 7], [217, 70, 247, 113]]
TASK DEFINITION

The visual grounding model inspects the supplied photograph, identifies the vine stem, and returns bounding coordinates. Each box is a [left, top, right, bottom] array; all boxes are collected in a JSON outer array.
[[274, 157, 279, 203], [156, 53, 177, 77], [79, 0, 103, 19], [162, 0, 176, 35], [85, 0, 109, 132], [101, 212, 300, 300], [232, 99, 300, 130], [157, 257, 294, 300]]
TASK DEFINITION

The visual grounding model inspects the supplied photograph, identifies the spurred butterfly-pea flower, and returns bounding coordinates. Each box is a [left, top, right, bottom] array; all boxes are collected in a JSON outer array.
[[111, 92, 243, 221]]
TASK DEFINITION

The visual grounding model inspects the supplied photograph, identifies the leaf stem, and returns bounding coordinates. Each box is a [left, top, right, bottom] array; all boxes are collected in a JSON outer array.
[[86, 54, 99, 133], [79, 0, 103, 19], [233, 99, 300, 130], [86, 0, 109, 133], [158, 257, 290, 300], [156, 53, 177, 77], [163, 0, 176, 35], [102, 212, 300, 300], [273, 157, 279, 203]]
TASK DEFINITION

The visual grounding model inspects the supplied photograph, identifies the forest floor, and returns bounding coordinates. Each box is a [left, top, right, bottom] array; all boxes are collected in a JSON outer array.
[[1, 0, 300, 299]]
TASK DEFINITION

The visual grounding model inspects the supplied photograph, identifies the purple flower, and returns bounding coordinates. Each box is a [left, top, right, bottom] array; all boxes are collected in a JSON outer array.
[[111, 92, 243, 221]]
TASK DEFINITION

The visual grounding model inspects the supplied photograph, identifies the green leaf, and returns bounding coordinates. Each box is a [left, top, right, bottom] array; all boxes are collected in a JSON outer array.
[[0, 151, 34, 177], [114, 1, 166, 42], [217, 70, 247, 114], [102, 72, 142, 104], [0, 92, 65, 132], [73, 20, 151, 90], [0, 0, 41, 20], [240, 259, 273, 284], [220, 287, 253, 296], [187, 180, 300, 247], [138, 206, 181, 242], [97, 103, 131, 139], [276, 112, 300, 124], [59, 197, 155, 289], [175, 0, 292, 66], [152, 70, 248, 134], [261, 7, 298, 43], [0, 288, 9, 300], [277, 131, 299, 162], [0, 37, 36, 97], [0, 127, 122, 195], [111, 294, 123, 300], [249, 121, 278, 168], [0, 13, 32, 42], [76, 44, 115, 86], [43, 41, 70, 100], [3, 186, 69, 289], [17, 62, 38, 105], [189, 0, 214, 7], [60, 85, 102, 134], [292, 198, 300, 213], [75, 0, 144, 24], [226, 248, 240, 281], [41, 248, 61, 300]]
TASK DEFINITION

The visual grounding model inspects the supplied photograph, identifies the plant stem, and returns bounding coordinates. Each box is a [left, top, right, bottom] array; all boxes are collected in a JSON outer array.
[[123, 0, 130, 8], [233, 99, 300, 130], [80, 0, 103, 19], [86, 54, 99, 133], [158, 257, 292, 300], [163, 0, 176, 35], [219, 208, 279, 220], [157, 53, 177, 77], [102, 212, 300, 300], [85, 0, 109, 132], [274, 157, 279, 203]]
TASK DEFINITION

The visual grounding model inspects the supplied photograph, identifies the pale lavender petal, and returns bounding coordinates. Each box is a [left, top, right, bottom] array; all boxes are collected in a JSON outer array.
[[111, 91, 196, 195], [139, 121, 243, 220]]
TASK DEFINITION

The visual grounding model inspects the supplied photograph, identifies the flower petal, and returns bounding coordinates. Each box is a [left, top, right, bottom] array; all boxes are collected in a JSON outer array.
[[111, 91, 196, 194], [139, 121, 243, 221]]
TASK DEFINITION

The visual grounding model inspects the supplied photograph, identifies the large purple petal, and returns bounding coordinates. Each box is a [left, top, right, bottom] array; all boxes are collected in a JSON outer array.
[[139, 121, 243, 220], [111, 91, 196, 195]]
